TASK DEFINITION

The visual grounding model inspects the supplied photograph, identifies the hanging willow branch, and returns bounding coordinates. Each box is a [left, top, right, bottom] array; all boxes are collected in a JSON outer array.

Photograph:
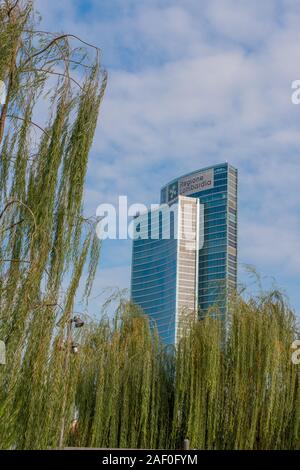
[[6, 114, 50, 138], [22, 32, 101, 61], [21, 68, 84, 90]]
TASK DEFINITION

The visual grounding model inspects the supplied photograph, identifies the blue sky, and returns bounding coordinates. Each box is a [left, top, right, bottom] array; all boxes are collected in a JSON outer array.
[[35, 0, 300, 315]]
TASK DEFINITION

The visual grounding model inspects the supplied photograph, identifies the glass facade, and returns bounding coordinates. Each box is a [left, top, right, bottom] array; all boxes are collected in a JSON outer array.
[[131, 198, 200, 344], [131, 163, 238, 344], [131, 205, 177, 344]]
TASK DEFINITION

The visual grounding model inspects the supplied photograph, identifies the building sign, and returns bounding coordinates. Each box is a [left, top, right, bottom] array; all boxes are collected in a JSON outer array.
[[165, 169, 215, 204], [179, 169, 214, 196]]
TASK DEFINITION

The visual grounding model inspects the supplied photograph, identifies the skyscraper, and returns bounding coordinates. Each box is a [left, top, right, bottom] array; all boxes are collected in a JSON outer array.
[[131, 163, 238, 344]]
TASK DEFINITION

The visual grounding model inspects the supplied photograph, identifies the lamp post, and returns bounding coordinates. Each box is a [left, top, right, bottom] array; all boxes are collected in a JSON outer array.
[[72, 316, 85, 329], [59, 315, 85, 448], [0, 340, 5, 365]]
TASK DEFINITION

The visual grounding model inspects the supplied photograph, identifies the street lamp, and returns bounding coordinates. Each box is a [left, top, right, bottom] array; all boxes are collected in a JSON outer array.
[[71, 316, 84, 328], [71, 342, 79, 354]]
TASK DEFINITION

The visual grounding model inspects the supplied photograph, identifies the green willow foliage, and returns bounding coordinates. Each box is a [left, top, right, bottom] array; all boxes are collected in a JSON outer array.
[[1, 288, 296, 450], [0, 0, 106, 449], [70, 294, 299, 450], [173, 293, 300, 450], [74, 303, 174, 450]]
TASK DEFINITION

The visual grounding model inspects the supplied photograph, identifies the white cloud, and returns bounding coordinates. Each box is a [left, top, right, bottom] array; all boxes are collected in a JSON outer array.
[[240, 221, 300, 274], [204, 0, 280, 45]]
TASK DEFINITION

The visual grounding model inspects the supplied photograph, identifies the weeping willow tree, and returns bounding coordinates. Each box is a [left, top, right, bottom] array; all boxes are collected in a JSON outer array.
[[73, 301, 174, 450], [172, 292, 300, 450], [60, 290, 298, 450], [0, 0, 107, 449]]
